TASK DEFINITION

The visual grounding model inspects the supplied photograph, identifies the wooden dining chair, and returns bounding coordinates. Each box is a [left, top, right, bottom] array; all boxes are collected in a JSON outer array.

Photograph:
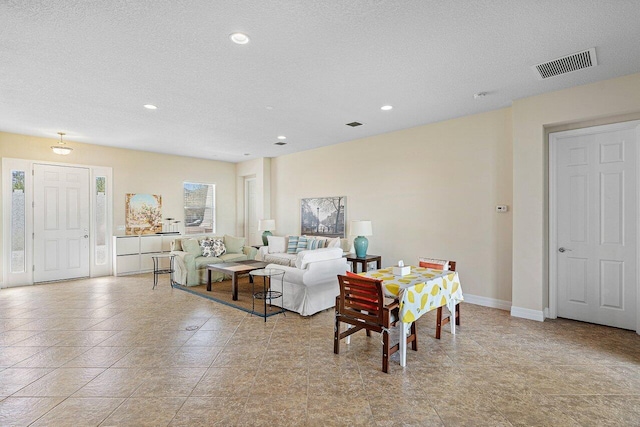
[[334, 274, 417, 373], [418, 257, 459, 339]]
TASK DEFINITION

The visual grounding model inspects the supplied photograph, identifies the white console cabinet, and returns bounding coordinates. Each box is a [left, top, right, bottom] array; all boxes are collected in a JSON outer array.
[[113, 234, 179, 276]]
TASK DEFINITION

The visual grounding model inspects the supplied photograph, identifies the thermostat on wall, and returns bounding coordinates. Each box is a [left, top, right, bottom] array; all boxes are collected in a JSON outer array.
[[496, 205, 508, 213]]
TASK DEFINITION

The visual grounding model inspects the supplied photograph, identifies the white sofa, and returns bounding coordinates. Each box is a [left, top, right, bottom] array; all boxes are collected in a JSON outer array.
[[256, 235, 351, 266], [264, 247, 348, 316]]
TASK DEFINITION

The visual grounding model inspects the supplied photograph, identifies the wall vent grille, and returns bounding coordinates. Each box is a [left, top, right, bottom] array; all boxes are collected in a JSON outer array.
[[532, 48, 597, 79]]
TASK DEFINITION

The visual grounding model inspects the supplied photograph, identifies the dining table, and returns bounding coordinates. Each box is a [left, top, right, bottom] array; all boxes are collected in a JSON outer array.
[[359, 265, 464, 367]]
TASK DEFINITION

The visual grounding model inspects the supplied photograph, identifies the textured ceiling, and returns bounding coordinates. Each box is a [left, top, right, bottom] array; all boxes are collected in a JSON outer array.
[[1, 1, 640, 162]]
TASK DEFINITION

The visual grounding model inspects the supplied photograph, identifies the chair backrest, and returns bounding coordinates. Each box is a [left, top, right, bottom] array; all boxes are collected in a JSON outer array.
[[418, 257, 456, 272], [337, 275, 385, 326]]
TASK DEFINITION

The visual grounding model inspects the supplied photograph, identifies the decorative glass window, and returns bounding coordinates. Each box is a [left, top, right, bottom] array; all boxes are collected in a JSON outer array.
[[184, 182, 215, 234], [11, 170, 26, 273], [95, 176, 107, 265]]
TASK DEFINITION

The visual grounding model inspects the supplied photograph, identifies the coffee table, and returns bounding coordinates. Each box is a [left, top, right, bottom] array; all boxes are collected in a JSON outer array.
[[206, 260, 268, 300]]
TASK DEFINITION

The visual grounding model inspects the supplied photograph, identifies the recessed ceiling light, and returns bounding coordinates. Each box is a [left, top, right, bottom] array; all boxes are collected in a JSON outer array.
[[473, 92, 487, 99], [230, 33, 250, 45], [275, 142, 287, 146], [266, 106, 274, 110], [144, 104, 157, 110], [381, 105, 393, 111], [277, 135, 286, 140], [244, 153, 250, 156]]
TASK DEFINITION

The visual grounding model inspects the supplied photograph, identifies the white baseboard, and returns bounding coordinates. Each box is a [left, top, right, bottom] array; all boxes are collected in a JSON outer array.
[[461, 294, 546, 322], [462, 293, 511, 311], [510, 305, 545, 322]]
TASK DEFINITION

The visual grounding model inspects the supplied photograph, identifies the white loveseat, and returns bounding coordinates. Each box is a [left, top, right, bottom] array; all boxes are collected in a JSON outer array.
[[264, 247, 348, 316]]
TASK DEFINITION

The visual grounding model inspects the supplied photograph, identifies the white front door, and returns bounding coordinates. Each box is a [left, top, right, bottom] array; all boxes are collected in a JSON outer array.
[[552, 121, 639, 330], [33, 164, 90, 282]]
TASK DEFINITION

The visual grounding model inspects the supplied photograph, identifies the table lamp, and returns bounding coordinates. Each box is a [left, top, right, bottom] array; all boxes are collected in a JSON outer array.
[[258, 219, 276, 245], [350, 220, 372, 258]]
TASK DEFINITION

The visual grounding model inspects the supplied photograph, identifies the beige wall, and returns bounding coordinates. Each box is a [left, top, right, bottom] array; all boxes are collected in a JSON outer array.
[[0, 132, 237, 279], [512, 72, 640, 314], [5, 71, 640, 310], [271, 108, 514, 303]]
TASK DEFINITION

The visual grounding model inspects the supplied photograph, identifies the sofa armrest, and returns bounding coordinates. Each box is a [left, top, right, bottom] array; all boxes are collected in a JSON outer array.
[[243, 246, 257, 260], [264, 264, 305, 283], [256, 246, 269, 261], [171, 250, 195, 271]]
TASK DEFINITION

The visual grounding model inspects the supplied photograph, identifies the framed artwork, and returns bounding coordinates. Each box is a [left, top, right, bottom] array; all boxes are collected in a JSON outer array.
[[125, 193, 162, 235], [301, 196, 346, 237]]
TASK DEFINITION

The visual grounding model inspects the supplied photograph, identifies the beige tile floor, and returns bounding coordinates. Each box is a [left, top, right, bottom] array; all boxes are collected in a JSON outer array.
[[1, 274, 639, 426]]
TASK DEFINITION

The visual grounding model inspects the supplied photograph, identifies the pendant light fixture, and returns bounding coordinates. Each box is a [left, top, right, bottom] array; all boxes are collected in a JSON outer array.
[[51, 132, 73, 155]]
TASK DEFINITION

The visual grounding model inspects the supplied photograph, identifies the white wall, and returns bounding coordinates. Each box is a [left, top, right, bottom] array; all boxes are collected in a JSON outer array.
[[271, 108, 513, 304]]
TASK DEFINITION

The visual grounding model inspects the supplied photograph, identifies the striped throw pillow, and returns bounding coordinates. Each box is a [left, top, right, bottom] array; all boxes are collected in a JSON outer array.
[[287, 236, 299, 254], [296, 236, 308, 253], [306, 238, 319, 250]]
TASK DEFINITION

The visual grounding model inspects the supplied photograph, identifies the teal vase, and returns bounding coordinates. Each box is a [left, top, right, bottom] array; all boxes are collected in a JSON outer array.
[[261, 230, 272, 245], [354, 236, 368, 258]]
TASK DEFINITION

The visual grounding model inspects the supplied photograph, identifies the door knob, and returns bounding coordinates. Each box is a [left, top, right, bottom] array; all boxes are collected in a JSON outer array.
[[84, 235, 89, 238], [558, 247, 572, 253]]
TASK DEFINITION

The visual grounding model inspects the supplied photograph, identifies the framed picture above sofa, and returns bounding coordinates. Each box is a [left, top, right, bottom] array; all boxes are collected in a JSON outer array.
[[301, 196, 346, 238]]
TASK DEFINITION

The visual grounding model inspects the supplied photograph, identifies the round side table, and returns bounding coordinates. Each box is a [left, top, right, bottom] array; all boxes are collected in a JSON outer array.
[[249, 268, 286, 321], [151, 254, 176, 289]]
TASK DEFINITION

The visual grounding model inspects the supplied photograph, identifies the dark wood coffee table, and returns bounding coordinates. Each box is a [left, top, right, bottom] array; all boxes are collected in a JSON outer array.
[[207, 260, 268, 300]]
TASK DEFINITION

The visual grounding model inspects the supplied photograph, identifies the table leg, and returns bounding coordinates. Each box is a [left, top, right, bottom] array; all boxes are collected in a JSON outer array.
[[206, 269, 212, 292], [232, 273, 239, 301], [449, 300, 456, 334], [376, 258, 381, 269], [152, 257, 158, 290], [263, 276, 268, 322], [400, 321, 408, 367]]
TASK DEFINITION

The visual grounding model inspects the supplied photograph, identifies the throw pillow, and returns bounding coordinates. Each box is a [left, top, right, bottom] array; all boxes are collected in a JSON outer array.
[[267, 235, 286, 253], [327, 237, 341, 248], [211, 238, 226, 257], [306, 238, 320, 250], [287, 236, 299, 254], [224, 235, 245, 254], [309, 237, 328, 249], [200, 238, 215, 257], [182, 238, 202, 256], [296, 236, 308, 253]]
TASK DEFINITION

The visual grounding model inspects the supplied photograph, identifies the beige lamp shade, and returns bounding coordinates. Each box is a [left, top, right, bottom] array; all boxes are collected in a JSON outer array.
[[350, 220, 372, 236], [258, 219, 276, 231]]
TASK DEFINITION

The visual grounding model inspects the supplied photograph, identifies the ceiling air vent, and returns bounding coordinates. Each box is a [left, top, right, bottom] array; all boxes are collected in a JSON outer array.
[[532, 48, 597, 80], [346, 122, 363, 127]]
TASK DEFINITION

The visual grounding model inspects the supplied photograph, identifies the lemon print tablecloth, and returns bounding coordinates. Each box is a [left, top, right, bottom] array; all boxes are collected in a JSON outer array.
[[360, 266, 463, 323]]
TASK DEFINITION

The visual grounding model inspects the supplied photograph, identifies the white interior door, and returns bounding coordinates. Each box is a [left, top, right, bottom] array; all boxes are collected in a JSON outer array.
[[33, 164, 90, 282], [552, 122, 638, 330], [245, 177, 258, 245]]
